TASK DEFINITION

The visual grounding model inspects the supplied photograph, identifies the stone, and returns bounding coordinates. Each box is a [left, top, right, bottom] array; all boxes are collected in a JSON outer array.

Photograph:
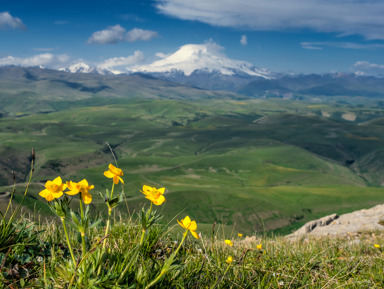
[[286, 204, 384, 239]]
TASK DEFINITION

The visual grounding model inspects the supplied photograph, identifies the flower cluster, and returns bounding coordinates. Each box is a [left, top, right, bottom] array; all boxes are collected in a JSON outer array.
[[39, 176, 96, 203], [38, 161, 201, 288], [39, 176, 94, 203]]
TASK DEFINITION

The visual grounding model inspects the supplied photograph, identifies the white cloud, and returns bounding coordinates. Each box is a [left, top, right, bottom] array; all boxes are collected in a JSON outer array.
[[98, 51, 145, 69], [240, 35, 247, 46], [354, 61, 384, 77], [155, 0, 384, 39], [0, 11, 25, 30], [126, 28, 158, 42], [301, 42, 384, 50], [88, 25, 158, 44], [155, 52, 169, 59], [87, 24, 126, 44], [0, 53, 71, 68]]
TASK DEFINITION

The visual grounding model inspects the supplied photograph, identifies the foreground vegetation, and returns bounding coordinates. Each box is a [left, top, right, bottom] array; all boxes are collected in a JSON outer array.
[[1, 156, 384, 288]]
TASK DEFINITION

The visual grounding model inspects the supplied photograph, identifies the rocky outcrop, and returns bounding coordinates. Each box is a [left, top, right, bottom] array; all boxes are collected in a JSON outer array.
[[287, 204, 384, 238]]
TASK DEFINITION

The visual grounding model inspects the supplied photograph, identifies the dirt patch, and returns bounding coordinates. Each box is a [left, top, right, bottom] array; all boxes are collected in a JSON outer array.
[[0, 191, 11, 199], [321, 110, 331, 117], [341, 112, 356, 121]]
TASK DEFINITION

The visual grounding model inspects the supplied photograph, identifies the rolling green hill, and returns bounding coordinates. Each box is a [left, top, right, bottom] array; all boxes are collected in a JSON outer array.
[[2, 96, 384, 234], [0, 66, 242, 117]]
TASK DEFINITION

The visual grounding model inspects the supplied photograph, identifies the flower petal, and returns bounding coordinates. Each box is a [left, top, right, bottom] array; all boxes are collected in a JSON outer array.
[[53, 191, 63, 199], [188, 220, 197, 231], [104, 171, 114, 178], [52, 176, 63, 185], [182, 216, 192, 228], [82, 192, 92, 204], [153, 195, 165, 205], [65, 189, 79, 196], [39, 189, 54, 202], [177, 219, 186, 229], [113, 176, 120, 184], [190, 230, 200, 239]]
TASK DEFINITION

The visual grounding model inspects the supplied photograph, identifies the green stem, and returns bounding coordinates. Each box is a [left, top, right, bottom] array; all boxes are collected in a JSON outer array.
[[140, 203, 153, 245], [79, 194, 86, 256], [173, 230, 188, 257], [110, 182, 115, 199], [61, 217, 76, 264], [145, 230, 188, 289], [102, 183, 115, 250]]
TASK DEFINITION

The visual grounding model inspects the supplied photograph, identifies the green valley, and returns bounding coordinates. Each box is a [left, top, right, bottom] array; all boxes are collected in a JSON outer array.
[[2, 92, 384, 235]]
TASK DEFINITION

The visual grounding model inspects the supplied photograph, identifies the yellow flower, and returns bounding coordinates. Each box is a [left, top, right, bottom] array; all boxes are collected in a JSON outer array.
[[141, 185, 166, 205], [225, 239, 234, 247], [39, 177, 66, 202], [66, 179, 94, 204], [226, 256, 233, 263], [374, 244, 381, 248], [238, 233, 243, 237], [104, 164, 124, 184], [257, 244, 262, 250], [177, 216, 199, 239]]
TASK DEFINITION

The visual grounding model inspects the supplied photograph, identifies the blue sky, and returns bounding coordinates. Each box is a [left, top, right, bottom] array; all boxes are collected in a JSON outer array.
[[1, 0, 384, 76]]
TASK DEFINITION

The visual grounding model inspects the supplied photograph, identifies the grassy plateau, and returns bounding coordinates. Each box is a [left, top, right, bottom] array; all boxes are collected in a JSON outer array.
[[1, 69, 384, 287]]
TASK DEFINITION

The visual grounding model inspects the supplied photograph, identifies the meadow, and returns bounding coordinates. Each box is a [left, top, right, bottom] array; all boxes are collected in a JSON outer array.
[[1, 97, 384, 235]]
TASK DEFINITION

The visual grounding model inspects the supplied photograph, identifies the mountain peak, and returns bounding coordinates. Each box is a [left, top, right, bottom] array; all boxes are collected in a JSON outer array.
[[129, 42, 273, 79], [58, 62, 117, 75]]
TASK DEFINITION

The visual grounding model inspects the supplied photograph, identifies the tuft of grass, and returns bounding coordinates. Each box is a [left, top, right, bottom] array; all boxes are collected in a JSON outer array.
[[2, 216, 384, 288]]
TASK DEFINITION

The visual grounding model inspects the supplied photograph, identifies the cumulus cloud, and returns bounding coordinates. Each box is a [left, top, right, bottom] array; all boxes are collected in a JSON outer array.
[[0, 11, 25, 30], [354, 61, 384, 76], [0, 53, 71, 68], [88, 25, 158, 44], [301, 42, 384, 50], [87, 24, 126, 44], [126, 28, 158, 42], [98, 51, 145, 69], [240, 35, 247, 46], [155, 0, 384, 39]]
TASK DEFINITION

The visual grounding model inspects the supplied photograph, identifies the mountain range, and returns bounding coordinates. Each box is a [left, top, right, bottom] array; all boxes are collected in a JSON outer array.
[[1, 42, 384, 103], [55, 43, 384, 97]]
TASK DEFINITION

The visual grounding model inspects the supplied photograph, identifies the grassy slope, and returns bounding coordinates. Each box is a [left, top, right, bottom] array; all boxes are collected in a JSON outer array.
[[1, 98, 384, 234]]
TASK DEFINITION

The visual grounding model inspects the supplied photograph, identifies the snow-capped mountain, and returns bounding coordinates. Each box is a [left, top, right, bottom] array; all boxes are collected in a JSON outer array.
[[126, 43, 274, 91], [57, 43, 275, 91], [58, 62, 117, 75], [129, 43, 273, 79]]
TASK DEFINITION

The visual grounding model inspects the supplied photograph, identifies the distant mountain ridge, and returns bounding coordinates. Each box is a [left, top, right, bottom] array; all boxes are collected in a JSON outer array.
[[58, 62, 117, 75], [53, 42, 384, 96], [238, 73, 384, 98], [0, 65, 243, 116], [58, 43, 275, 91]]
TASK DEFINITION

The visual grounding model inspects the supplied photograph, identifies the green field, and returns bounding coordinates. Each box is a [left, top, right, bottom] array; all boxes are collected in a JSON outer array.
[[2, 96, 384, 235]]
